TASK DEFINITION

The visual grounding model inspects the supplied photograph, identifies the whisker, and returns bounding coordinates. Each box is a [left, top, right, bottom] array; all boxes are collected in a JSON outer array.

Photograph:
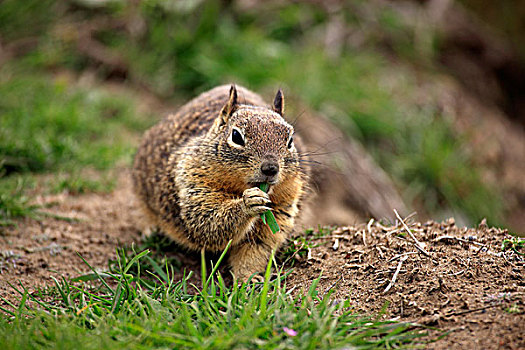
[[300, 136, 347, 156], [298, 159, 324, 165], [298, 150, 338, 157], [289, 109, 307, 128]]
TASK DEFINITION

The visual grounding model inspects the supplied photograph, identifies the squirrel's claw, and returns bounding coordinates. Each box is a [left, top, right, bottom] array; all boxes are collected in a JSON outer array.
[[242, 187, 272, 216]]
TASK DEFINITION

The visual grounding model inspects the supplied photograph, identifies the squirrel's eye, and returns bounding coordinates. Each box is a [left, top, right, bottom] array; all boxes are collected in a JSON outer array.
[[287, 136, 294, 149], [231, 128, 245, 146]]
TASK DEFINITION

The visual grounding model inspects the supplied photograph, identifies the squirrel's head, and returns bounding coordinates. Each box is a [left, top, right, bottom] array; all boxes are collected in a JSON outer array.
[[208, 85, 299, 188]]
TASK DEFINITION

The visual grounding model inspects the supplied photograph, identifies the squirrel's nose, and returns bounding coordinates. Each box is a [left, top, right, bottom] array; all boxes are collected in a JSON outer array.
[[261, 161, 279, 177]]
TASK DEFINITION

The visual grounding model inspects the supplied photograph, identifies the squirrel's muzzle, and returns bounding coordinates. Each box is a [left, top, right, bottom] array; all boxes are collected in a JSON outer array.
[[260, 158, 279, 184]]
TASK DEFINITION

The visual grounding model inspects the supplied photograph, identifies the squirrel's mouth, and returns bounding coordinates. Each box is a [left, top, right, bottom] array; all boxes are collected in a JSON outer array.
[[249, 177, 279, 188]]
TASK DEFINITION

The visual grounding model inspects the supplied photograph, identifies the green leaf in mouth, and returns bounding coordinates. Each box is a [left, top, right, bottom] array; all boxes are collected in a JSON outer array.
[[259, 183, 280, 234]]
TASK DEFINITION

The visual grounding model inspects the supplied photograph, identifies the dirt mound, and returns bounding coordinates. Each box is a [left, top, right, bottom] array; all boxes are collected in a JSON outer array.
[[0, 175, 523, 349], [287, 218, 524, 349]]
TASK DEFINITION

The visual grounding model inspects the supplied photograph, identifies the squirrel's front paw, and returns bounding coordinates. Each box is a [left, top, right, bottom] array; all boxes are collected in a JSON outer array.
[[242, 187, 272, 216]]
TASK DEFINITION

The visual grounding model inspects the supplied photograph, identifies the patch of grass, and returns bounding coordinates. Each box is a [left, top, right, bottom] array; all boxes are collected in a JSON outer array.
[[281, 226, 334, 263], [49, 172, 117, 195], [0, 75, 147, 175], [120, 233, 184, 275], [381, 113, 505, 225], [501, 237, 525, 256], [0, 248, 423, 349], [281, 236, 319, 262], [505, 303, 521, 314], [0, 175, 80, 229], [0, 71, 153, 223], [139, 229, 180, 252], [0, 0, 57, 42], [0, 176, 40, 226]]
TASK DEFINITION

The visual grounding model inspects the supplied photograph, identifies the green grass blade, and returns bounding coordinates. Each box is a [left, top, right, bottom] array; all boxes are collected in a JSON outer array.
[[259, 250, 274, 316], [76, 252, 114, 294], [264, 211, 280, 233], [123, 249, 150, 274], [16, 291, 28, 321], [200, 248, 207, 292], [259, 183, 280, 233], [204, 240, 232, 290]]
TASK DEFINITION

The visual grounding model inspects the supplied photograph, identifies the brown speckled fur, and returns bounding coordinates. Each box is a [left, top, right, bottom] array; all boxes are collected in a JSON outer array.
[[132, 85, 308, 280]]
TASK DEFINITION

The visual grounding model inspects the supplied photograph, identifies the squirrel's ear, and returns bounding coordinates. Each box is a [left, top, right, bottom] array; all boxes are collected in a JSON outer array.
[[220, 84, 238, 124], [273, 89, 284, 116]]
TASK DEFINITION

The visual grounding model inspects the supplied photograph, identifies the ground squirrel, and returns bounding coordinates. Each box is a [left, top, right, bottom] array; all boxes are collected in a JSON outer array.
[[132, 85, 309, 280]]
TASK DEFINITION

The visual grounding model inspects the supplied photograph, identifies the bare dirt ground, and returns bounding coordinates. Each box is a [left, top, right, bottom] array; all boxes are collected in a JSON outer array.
[[287, 220, 524, 349], [0, 173, 523, 349]]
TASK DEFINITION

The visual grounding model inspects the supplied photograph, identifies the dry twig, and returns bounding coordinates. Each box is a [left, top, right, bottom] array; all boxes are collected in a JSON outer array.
[[365, 218, 373, 246], [388, 251, 418, 262], [332, 238, 339, 251], [383, 254, 408, 294], [375, 246, 384, 259], [448, 269, 465, 276], [394, 209, 430, 256]]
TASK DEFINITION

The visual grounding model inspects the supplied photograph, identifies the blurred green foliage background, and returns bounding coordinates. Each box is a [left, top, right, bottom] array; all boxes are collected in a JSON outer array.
[[1, 0, 520, 228]]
